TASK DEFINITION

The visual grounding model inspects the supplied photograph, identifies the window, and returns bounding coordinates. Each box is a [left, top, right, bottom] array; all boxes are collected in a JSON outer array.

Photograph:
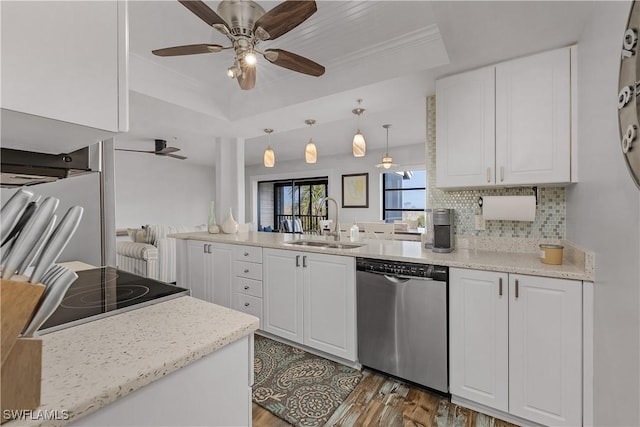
[[258, 177, 328, 232], [382, 169, 426, 224]]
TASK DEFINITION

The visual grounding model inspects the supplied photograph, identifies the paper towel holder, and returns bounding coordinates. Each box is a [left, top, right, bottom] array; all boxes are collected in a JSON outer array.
[[478, 187, 539, 208]]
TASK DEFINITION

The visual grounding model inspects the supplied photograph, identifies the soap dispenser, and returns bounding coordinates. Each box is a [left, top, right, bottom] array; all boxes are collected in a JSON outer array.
[[349, 220, 360, 242]]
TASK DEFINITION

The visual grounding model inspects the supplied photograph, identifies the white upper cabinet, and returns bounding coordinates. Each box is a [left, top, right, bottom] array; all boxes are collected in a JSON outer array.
[[496, 48, 571, 185], [436, 46, 575, 189], [436, 66, 496, 188], [1, 1, 128, 151]]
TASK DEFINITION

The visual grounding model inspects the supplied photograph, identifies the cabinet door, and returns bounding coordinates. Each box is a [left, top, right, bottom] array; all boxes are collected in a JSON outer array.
[[211, 243, 234, 308], [509, 274, 582, 426], [185, 241, 209, 301], [302, 253, 356, 361], [263, 249, 303, 343], [496, 47, 571, 185], [436, 66, 496, 188], [1, 1, 126, 132], [449, 268, 508, 411]]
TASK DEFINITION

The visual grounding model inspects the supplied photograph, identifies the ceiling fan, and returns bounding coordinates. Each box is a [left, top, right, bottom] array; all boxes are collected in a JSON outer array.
[[152, 0, 325, 90], [115, 140, 188, 160]]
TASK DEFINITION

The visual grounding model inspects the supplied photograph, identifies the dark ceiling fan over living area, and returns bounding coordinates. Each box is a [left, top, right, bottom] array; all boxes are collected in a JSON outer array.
[[152, 0, 325, 90], [115, 140, 188, 160]]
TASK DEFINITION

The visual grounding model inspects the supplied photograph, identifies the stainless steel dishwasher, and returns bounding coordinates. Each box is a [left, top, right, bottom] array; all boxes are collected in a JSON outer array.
[[356, 258, 448, 393]]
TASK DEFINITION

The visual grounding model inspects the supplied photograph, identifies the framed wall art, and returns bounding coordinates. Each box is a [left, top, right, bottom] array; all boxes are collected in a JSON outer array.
[[342, 173, 369, 208]]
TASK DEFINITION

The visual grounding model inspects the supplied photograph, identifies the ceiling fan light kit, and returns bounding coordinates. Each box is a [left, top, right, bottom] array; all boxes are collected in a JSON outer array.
[[154, 0, 325, 90], [376, 124, 398, 169], [263, 128, 275, 168], [352, 99, 366, 157], [305, 119, 317, 164]]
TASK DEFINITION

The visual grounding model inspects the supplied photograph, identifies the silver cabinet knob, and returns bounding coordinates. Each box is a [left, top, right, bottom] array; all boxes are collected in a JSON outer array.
[[244, 285, 249, 290], [244, 302, 250, 307], [244, 252, 249, 256], [244, 268, 249, 273]]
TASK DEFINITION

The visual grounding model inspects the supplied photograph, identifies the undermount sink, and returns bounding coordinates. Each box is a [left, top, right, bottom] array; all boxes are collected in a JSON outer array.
[[285, 240, 364, 250]]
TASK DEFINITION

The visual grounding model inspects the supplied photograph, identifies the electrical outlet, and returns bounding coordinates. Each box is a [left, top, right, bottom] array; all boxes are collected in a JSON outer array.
[[474, 214, 486, 231]]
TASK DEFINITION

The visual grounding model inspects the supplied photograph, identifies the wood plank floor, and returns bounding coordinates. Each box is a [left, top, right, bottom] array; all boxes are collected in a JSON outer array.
[[253, 369, 519, 427]]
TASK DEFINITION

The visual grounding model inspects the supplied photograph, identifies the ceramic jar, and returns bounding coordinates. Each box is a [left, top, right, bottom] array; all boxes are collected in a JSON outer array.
[[222, 208, 238, 234]]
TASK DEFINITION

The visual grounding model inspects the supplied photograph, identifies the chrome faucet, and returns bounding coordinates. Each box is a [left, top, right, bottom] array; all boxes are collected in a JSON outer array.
[[317, 196, 340, 241]]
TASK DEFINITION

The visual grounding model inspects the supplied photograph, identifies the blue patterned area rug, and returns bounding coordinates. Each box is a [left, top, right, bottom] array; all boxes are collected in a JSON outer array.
[[253, 335, 363, 427]]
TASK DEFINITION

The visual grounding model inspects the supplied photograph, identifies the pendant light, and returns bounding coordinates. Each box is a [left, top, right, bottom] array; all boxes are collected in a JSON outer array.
[[376, 124, 398, 169], [304, 119, 317, 164], [263, 128, 275, 168], [352, 99, 366, 157]]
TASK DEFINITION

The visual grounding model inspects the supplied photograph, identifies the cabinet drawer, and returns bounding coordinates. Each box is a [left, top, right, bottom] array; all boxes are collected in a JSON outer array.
[[235, 261, 263, 281], [234, 277, 263, 298], [235, 246, 262, 263], [234, 293, 263, 327]]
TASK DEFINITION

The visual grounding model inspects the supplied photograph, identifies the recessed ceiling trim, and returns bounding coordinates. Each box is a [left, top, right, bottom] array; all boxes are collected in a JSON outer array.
[[327, 25, 443, 70]]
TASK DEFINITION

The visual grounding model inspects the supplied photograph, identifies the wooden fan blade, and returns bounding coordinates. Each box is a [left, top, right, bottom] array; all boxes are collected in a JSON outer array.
[[152, 44, 223, 57], [166, 154, 188, 160], [156, 147, 180, 154], [263, 49, 325, 77], [178, 0, 228, 27], [253, 0, 317, 41], [237, 65, 256, 90]]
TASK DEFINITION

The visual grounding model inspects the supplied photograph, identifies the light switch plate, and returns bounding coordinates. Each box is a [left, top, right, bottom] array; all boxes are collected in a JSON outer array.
[[474, 214, 486, 231]]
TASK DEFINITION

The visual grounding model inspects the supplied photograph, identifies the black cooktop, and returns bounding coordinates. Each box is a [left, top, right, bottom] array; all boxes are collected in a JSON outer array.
[[38, 266, 190, 335]]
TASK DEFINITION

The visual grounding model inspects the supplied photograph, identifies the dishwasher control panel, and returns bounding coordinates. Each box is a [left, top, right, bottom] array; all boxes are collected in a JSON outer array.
[[356, 258, 447, 281]]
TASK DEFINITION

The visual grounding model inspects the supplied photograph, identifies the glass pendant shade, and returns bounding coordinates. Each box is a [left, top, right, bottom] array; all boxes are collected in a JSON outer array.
[[376, 124, 398, 169], [263, 128, 275, 167], [264, 146, 275, 167], [352, 101, 366, 157], [378, 156, 396, 169], [352, 131, 366, 157], [305, 139, 317, 163]]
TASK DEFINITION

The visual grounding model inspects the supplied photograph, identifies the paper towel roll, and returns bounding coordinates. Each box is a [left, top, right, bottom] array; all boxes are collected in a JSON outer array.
[[482, 196, 536, 221]]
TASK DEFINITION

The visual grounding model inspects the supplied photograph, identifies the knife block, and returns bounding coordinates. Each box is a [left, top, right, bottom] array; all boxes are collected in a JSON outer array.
[[0, 279, 45, 423]]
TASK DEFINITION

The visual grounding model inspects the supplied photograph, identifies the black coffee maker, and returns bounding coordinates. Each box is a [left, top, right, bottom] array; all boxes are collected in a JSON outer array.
[[432, 208, 454, 253]]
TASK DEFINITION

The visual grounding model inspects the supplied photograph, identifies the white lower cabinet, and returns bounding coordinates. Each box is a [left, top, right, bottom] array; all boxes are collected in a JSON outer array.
[[178, 241, 233, 307], [450, 268, 583, 426], [263, 248, 356, 361]]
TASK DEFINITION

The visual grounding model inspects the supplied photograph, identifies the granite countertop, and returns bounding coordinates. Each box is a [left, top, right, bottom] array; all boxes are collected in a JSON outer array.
[[6, 297, 259, 427], [170, 231, 594, 281]]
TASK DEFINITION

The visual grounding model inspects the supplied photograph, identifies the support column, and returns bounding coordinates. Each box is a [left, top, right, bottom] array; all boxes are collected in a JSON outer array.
[[214, 136, 245, 226]]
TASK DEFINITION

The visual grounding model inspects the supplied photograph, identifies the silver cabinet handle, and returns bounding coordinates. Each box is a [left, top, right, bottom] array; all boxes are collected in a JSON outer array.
[[244, 268, 249, 273], [499, 277, 503, 296], [244, 285, 249, 290], [486, 167, 491, 183], [244, 252, 249, 256], [303, 255, 307, 268], [500, 166, 504, 182], [296, 255, 300, 267], [203, 244, 207, 254], [244, 302, 250, 307], [515, 279, 519, 299]]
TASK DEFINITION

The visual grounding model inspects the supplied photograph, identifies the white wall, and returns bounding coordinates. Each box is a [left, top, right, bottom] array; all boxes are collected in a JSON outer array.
[[244, 143, 426, 227], [567, 1, 640, 425], [114, 151, 215, 228]]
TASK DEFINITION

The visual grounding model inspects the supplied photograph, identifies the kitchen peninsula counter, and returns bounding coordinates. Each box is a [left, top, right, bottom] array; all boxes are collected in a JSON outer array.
[[5, 296, 259, 427], [170, 231, 594, 281]]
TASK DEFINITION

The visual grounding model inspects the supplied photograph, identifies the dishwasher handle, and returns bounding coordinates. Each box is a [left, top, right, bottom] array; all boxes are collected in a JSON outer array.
[[360, 270, 436, 282]]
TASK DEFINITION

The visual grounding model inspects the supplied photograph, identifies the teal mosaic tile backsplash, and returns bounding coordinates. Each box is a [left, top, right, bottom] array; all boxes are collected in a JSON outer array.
[[426, 96, 566, 239]]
